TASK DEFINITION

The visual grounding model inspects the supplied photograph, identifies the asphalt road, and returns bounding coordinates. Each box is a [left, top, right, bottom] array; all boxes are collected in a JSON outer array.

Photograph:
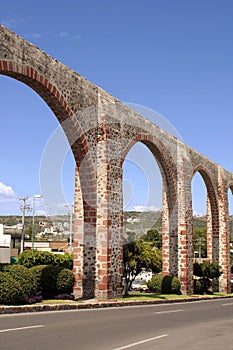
[[1, 299, 233, 350]]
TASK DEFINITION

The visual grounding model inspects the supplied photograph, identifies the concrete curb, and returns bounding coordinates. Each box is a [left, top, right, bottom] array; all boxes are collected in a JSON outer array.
[[1, 295, 233, 314]]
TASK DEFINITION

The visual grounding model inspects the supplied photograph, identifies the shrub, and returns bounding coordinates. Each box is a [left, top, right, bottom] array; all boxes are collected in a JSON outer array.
[[17, 250, 54, 268], [171, 277, 181, 294], [0, 264, 10, 272], [30, 265, 61, 299], [0, 272, 25, 305], [148, 274, 181, 295], [3, 264, 37, 299], [147, 274, 163, 294], [30, 265, 47, 292], [56, 268, 75, 294], [193, 260, 222, 293], [194, 279, 203, 294], [162, 275, 173, 294], [18, 251, 73, 270], [30, 265, 75, 299], [54, 253, 73, 270], [54, 294, 74, 300]]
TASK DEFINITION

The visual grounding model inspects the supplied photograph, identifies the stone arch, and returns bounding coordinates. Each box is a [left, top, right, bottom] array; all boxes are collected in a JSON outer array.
[[0, 37, 97, 298], [191, 164, 219, 263], [0, 61, 87, 163], [122, 134, 178, 277]]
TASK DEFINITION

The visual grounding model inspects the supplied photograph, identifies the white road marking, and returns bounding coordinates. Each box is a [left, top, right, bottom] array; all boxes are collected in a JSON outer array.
[[155, 309, 183, 314], [222, 302, 233, 306], [0, 325, 44, 333], [112, 334, 168, 350]]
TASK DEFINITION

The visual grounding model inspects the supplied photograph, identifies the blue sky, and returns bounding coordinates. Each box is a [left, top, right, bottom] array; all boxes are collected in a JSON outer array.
[[0, 0, 232, 215]]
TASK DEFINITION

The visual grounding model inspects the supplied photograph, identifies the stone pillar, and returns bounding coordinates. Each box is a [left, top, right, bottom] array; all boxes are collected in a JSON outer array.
[[177, 157, 193, 295], [218, 168, 230, 293], [73, 167, 84, 298], [95, 112, 123, 299], [162, 181, 180, 278], [206, 196, 212, 260], [73, 156, 98, 299], [162, 187, 170, 275]]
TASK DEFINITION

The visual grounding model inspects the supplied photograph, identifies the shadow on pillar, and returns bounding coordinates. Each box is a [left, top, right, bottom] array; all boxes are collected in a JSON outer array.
[[82, 221, 97, 299]]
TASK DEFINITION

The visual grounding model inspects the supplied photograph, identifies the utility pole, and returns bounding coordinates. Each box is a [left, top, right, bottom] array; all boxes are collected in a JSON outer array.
[[65, 204, 74, 253], [19, 197, 30, 253]]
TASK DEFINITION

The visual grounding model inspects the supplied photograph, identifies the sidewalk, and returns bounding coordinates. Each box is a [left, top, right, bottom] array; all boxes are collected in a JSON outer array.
[[1, 294, 233, 314]]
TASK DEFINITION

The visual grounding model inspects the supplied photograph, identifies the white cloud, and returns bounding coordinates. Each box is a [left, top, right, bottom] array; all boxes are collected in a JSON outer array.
[[0, 182, 15, 197], [35, 209, 46, 216], [73, 34, 81, 40], [58, 32, 81, 40], [132, 205, 161, 212], [59, 31, 69, 38], [0, 183, 19, 214], [193, 211, 205, 217], [1, 18, 17, 29], [1, 16, 27, 29], [24, 32, 42, 40]]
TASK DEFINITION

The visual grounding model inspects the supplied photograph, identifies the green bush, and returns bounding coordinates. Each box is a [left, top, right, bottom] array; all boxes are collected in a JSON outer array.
[[17, 251, 73, 270], [0, 272, 25, 305], [30, 265, 61, 298], [0, 264, 10, 272], [194, 279, 203, 294], [56, 268, 75, 294], [30, 265, 47, 292], [162, 275, 173, 294], [171, 276, 181, 294], [17, 250, 54, 268], [54, 253, 73, 270], [148, 274, 181, 295], [3, 264, 37, 298], [147, 274, 164, 293], [30, 265, 75, 299], [193, 260, 222, 293]]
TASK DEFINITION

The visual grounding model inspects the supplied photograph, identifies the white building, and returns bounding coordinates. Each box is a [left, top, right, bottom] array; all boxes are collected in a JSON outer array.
[[0, 224, 11, 263]]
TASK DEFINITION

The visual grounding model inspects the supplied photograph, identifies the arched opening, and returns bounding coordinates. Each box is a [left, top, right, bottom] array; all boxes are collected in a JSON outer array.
[[0, 63, 99, 298], [191, 172, 208, 261], [122, 137, 177, 293], [191, 167, 219, 270], [0, 74, 76, 243], [123, 142, 162, 233]]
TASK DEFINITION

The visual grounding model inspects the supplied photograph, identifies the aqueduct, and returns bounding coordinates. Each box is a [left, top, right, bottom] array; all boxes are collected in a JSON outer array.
[[0, 25, 232, 298]]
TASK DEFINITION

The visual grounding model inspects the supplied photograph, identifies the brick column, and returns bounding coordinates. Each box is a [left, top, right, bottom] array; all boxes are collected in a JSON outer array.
[[177, 157, 193, 295], [162, 188, 170, 275], [73, 167, 84, 298], [73, 158, 97, 299], [218, 168, 230, 293], [95, 112, 123, 299], [206, 196, 212, 259]]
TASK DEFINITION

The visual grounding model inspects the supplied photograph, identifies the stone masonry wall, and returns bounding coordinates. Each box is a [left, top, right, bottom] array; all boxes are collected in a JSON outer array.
[[0, 25, 233, 297]]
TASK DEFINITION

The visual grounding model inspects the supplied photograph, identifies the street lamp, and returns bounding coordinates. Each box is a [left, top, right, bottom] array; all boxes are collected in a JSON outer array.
[[32, 194, 43, 253], [65, 204, 74, 254]]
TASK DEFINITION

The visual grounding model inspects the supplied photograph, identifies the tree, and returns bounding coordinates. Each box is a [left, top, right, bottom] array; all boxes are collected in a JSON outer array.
[[143, 229, 162, 249], [193, 227, 207, 258], [123, 233, 162, 296], [193, 260, 222, 293]]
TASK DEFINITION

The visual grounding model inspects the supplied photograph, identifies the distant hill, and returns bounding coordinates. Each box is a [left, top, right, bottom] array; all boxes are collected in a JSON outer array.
[[1, 212, 233, 238]]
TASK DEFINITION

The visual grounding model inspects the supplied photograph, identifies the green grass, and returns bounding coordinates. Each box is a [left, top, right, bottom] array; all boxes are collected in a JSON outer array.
[[38, 299, 78, 304], [115, 292, 233, 301], [1, 292, 232, 307], [40, 292, 233, 304]]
